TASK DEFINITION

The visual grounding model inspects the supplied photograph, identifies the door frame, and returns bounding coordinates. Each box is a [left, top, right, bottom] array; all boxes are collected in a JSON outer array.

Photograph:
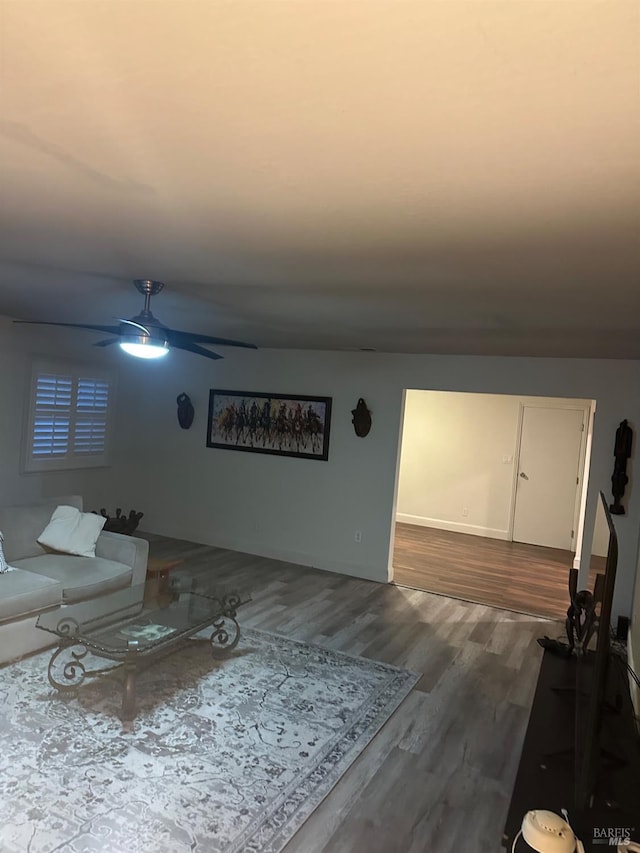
[[388, 390, 597, 587], [387, 389, 407, 581], [507, 398, 593, 550]]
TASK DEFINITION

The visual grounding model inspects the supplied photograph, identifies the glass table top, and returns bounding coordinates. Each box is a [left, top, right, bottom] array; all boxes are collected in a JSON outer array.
[[36, 573, 251, 657]]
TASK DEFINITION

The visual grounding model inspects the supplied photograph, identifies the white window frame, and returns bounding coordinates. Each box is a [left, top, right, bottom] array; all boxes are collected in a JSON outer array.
[[23, 359, 115, 473]]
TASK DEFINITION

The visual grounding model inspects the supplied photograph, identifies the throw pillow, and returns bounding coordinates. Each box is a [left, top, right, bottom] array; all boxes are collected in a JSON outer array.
[[0, 530, 10, 573], [37, 505, 107, 558]]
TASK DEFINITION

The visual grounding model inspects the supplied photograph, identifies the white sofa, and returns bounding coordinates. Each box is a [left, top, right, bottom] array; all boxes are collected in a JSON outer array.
[[0, 495, 149, 665]]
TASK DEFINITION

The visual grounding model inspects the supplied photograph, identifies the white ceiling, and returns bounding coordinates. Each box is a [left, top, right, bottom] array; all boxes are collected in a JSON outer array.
[[1, 1, 639, 358]]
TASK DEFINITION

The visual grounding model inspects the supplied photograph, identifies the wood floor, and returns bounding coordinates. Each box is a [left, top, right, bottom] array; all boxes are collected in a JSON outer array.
[[142, 532, 556, 853], [393, 524, 577, 620]]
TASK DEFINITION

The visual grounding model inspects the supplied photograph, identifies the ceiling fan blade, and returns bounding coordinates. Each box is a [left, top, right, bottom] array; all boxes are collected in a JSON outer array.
[[173, 342, 223, 360], [166, 328, 257, 349], [13, 320, 121, 335], [13, 283, 256, 364]]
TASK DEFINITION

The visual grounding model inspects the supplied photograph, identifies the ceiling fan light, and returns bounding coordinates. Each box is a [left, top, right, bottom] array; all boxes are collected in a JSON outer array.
[[119, 335, 169, 359]]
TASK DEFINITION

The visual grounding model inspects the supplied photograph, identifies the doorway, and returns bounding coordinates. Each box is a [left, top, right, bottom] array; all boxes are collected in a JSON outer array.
[[390, 391, 594, 618]]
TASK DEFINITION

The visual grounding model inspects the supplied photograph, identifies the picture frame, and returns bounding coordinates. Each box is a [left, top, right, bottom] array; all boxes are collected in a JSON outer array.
[[207, 390, 332, 461]]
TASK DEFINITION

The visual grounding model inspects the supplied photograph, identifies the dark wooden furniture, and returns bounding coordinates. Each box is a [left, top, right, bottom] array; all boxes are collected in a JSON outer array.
[[145, 557, 184, 601], [503, 649, 640, 850]]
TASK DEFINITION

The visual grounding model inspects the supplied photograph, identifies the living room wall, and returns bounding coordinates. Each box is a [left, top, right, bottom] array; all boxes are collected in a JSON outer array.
[[108, 346, 640, 623], [0, 316, 120, 510]]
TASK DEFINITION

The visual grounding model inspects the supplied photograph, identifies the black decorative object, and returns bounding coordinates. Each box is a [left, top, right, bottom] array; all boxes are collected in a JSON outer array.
[[92, 508, 144, 536], [207, 389, 331, 460], [610, 418, 633, 514], [351, 398, 372, 438], [177, 393, 195, 429]]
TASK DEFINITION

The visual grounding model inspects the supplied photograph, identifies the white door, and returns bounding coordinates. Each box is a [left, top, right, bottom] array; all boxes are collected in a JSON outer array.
[[512, 406, 585, 550]]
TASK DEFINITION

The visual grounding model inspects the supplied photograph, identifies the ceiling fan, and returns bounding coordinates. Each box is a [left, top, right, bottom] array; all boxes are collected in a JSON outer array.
[[14, 279, 257, 361]]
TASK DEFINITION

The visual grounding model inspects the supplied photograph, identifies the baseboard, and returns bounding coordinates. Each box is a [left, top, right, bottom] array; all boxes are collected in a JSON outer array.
[[395, 513, 509, 541], [219, 539, 386, 584], [141, 523, 387, 584]]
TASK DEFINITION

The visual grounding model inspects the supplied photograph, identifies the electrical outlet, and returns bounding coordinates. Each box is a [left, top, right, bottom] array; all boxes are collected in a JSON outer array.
[[462, 507, 469, 517], [354, 530, 362, 543]]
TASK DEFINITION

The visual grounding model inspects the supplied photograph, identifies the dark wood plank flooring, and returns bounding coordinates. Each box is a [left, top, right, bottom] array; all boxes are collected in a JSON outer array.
[[392, 523, 575, 621], [139, 531, 555, 853]]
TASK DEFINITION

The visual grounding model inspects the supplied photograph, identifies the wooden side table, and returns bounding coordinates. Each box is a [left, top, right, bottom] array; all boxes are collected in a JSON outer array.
[[145, 557, 184, 602]]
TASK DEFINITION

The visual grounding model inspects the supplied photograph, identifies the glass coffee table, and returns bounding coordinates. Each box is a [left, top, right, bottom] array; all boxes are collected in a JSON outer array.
[[36, 575, 250, 729]]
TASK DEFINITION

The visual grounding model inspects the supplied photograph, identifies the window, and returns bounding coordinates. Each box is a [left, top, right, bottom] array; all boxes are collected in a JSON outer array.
[[25, 362, 114, 472]]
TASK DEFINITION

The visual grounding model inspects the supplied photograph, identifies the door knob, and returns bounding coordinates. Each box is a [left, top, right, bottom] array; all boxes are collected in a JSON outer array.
[[519, 472, 529, 480]]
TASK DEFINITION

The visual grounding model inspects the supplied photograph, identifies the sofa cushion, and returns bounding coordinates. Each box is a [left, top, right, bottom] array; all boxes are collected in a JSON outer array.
[[0, 496, 83, 562], [0, 569, 62, 623], [12, 555, 133, 604], [38, 505, 106, 558]]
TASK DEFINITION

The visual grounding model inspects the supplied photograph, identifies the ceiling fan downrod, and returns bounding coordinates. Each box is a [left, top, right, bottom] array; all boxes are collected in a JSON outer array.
[[133, 279, 164, 321]]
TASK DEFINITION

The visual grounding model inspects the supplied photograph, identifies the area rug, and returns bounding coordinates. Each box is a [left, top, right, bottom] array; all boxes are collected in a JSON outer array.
[[0, 628, 419, 853]]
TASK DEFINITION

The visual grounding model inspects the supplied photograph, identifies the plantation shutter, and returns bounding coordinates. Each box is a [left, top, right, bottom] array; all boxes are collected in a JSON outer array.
[[74, 378, 109, 455], [32, 373, 73, 458], [26, 363, 113, 471]]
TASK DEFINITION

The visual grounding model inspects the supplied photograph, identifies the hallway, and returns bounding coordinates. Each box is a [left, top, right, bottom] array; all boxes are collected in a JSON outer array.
[[393, 523, 576, 619]]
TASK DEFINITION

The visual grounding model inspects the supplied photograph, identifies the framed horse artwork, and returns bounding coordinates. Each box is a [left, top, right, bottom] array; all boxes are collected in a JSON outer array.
[[206, 389, 332, 461]]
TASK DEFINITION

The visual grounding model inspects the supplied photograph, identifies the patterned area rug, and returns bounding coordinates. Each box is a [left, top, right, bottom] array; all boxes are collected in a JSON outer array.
[[0, 628, 419, 853]]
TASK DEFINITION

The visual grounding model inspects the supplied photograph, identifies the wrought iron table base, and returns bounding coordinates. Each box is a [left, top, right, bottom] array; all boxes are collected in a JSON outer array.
[[46, 614, 243, 729]]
